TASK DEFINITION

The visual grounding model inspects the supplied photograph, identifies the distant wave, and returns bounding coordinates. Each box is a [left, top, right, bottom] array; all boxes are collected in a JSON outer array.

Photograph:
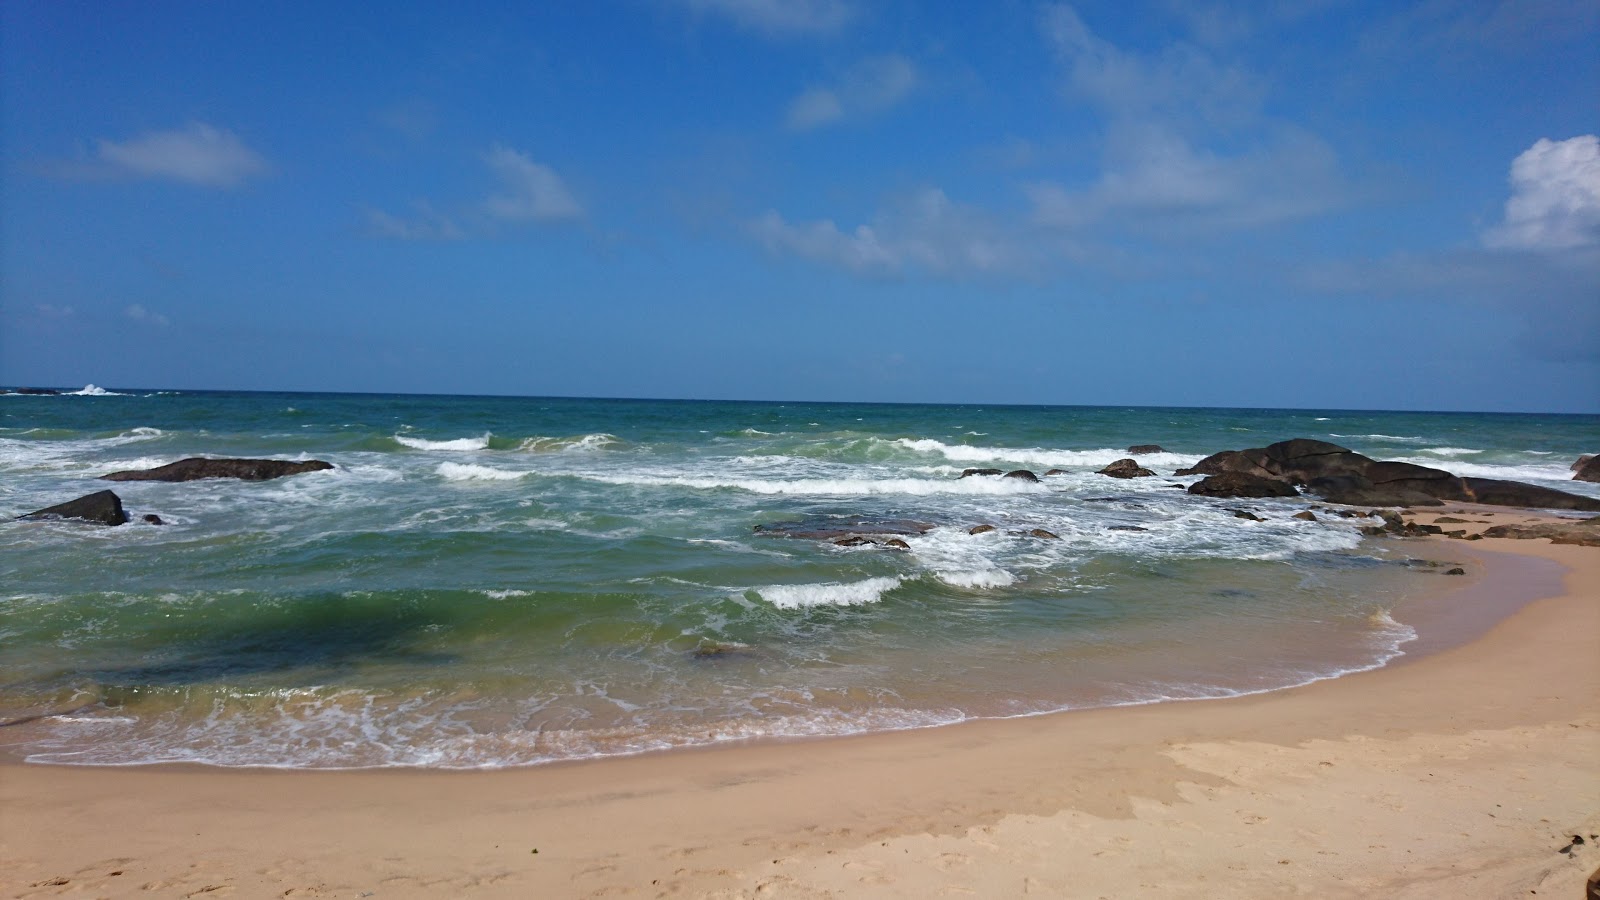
[[578, 472, 1047, 496], [68, 384, 128, 396], [755, 576, 903, 609], [892, 438, 1194, 470], [395, 432, 492, 451]]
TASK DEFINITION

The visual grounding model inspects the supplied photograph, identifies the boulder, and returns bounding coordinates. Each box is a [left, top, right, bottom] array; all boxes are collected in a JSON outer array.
[[1293, 511, 1317, 521], [1363, 461, 1471, 502], [17, 490, 129, 526], [1232, 510, 1265, 521], [1026, 528, 1059, 540], [142, 514, 165, 525], [1097, 458, 1155, 479], [1304, 475, 1445, 508], [1107, 525, 1148, 532], [1126, 444, 1165, 455], [1188, 473, 1299, 499], [960, 468, 1002, 478], [1044, 469, 1069, 476], [1463, 478, 1600, 512], [1574, 455, 1600, 483], [1003, 469, 1039, 482], [968, 524, 997, 535], [1175, 449, 1273, 478], [1257, 439, 1375, 484], [102, 457, 334, 482]]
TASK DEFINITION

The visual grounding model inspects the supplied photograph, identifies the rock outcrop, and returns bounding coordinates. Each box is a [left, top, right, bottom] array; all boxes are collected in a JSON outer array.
[[1188, 472, 1299, 499], [1126, 444, 1165, 455], [960, 468, 1002, 478], [1574, 455, 1600, 483], [17, 490, 129, 526], [102, 458, 334, 482], [1179, 439, 1600, 511], [1097, 458, 1155, 479], [1003, 469, 1039, 482]]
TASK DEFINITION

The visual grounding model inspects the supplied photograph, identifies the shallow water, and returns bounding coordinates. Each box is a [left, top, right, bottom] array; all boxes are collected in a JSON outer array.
[[2, 390, 1595, 767]]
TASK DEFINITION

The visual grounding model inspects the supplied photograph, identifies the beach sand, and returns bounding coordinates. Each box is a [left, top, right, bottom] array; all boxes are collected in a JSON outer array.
[[3, 508, 1596, 899]]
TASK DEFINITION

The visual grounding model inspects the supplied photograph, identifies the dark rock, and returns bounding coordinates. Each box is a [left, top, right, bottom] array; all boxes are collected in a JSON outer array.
[[1107, 525, 1148, 532], [1097, 458, 1156, 479], [1573, 456, 1600, 483], [880, 538, 911, 550], [1444, 567, 1466, 575], [1126, 444, 1165, 455], [1003, 469, 1039, 482], [960, 468, 1002, 478], [1175, 449, 1274, 478], [1304, 475, 1445, 508], [1166, 483, 1186, 489], [17, 490, 129, 526], [968, 524, 997, 535], [1481, 517, 1600, 547], [12, 387, 62, 395], [102, 457, 334, 482], [691, 641, 752, 661], [1364, 461, 1471, 502], [1257, 439, 1376, 484], [1573, 454, 1596, 473], [831, 536, 874, 547], [1292, 511, 1317, 521], [1462, 478, 1600, 511], [1044, 469, 1069, 476], [1232, 510, 1265, 521], [1188, 472, 1299, 499], [1027, 528, 1059, 540], [142, 514, 164, 525], [1433, 516, 1468, 524]]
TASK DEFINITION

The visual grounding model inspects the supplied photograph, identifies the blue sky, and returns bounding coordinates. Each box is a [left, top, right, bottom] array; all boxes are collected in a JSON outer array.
[[2, 0, 1597, 412]]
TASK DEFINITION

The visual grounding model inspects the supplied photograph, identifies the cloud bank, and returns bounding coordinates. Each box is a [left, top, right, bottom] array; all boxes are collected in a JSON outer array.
[[787, 55, 917, 130]]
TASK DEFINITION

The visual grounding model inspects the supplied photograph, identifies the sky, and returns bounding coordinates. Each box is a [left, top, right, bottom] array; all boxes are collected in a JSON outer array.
[[2, 0, 1597, 412]]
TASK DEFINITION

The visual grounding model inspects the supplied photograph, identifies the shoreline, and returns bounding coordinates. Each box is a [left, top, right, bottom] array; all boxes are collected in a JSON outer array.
[[3, 516, 1596, 898]]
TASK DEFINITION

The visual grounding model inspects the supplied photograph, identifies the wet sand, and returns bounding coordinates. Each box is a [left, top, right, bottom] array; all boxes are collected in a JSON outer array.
[[2, 508, 1596, 899]]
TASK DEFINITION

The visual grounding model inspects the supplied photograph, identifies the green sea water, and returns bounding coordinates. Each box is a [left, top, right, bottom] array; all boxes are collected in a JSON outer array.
[[2, 388, 1595, 767]]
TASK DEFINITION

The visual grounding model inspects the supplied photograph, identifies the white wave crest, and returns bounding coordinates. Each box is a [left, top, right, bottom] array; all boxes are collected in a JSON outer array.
[[1386, 456, 1580, 483], [1416, 447, 1482, 457], [936, 569, 1016, 589], [515, 433, 619, 452], [892, 438, 1194, 470], [756, 576, 903, 609], [1328, 433, 1427, 444], [579, 472, 1045, 496], [68, 384, 127, 396], [396, 433, 492, 451], [436, 462, 526, 481]]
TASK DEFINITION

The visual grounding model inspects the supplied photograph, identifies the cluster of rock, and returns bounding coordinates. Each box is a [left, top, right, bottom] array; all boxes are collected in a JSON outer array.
[[15, 457, 335, 527], [2, 387, 62, 395], [1176, 439, 1600, 511]]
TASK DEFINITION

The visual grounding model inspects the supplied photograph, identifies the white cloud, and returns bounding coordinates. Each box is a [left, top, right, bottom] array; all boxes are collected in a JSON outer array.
[[1040, 4, 1263, 128], [681, 0, 853, 36], [124, 304, 170, 326], [1482, 135, 1600, 251], [36, 304, 75, 318], [1028, 123, 1346, 230], [786, 55, 918, 130], [365, 204, 466, 241], [95, 123, 268, 188], [481, 145, 584, 222], [751, 188, 1024, 276]]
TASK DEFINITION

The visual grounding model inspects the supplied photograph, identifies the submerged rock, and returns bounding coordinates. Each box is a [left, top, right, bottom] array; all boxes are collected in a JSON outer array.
[[1097, 458, 1156, 479], [960, 468, 1002, 478], [1003, 469, 1039, 482], [1126, 444, 1165, 455], [17, 490, 129, 526], [102, 457, 334, 482], [968, 524, 997, 535], [1293, 511, 1317, 521]]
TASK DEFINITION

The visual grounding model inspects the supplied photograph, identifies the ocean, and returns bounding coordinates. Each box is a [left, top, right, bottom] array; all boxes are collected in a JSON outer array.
[[2, 388, 1596, 768]]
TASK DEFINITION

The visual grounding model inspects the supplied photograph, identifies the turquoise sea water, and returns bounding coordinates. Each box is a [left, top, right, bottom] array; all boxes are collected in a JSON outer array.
[[2, 388, 1596, 768]]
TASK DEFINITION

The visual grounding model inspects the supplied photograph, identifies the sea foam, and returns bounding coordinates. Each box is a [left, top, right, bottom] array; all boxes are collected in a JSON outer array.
[[396, 433, 492, 451], [437, 462, 527, 481], [756, 576, 903, 609]]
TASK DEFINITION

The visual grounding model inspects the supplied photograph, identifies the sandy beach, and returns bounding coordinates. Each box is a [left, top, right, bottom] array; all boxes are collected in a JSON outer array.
[[3, 509, 1597, 900]]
